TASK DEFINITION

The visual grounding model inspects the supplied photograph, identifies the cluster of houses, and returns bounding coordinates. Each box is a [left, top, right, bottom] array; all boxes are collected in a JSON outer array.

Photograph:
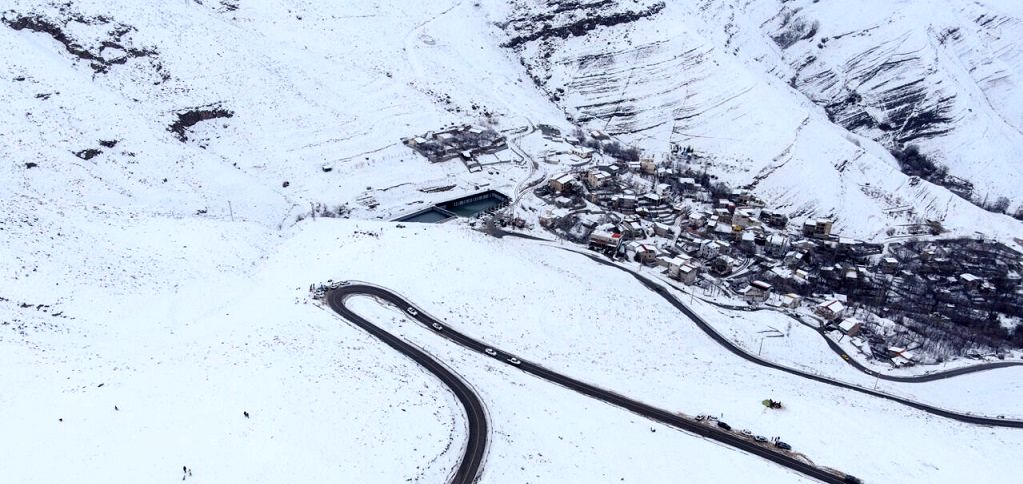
[[529, 132, 1023, 366], [538, 152, 838, 293], [402, 124, 507, 170]]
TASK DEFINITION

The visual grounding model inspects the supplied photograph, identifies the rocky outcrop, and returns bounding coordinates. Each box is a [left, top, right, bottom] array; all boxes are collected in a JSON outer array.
[[2, 8, 167, 78], [168, 105, 235, 142]]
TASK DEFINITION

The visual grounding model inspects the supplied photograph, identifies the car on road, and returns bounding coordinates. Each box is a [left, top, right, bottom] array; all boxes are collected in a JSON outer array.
[[406, 307, 418, 316], [431, 322, 443, 331], [484, 348, 498, 357], [716, 421, 731, 431], [774, 441, 792, 451], [507, 357, 522, 366], [841, 354, 850, 360], [754, 435, 768, 443]]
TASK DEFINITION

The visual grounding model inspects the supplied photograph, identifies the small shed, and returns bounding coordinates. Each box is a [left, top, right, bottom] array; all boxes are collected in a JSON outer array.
[[838, 317, 863, 336]]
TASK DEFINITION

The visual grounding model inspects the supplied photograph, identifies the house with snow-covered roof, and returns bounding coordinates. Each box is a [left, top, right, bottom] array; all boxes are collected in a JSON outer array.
[[549, 173, 577, 193], [814, 299, 846, 320], [780, 293, 802, 309], [838, 317, 863, 336]]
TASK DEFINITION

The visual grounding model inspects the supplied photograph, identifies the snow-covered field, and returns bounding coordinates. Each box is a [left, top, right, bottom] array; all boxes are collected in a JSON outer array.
[[274, 221, 1023, 482], [3, 0, 1023, 482], [5, 217, 1021, 482]]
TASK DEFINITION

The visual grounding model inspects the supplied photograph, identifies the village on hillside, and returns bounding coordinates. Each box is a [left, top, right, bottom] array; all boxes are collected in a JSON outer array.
[[523, 126, 1023, 368], [392, 121, 1023, 370]]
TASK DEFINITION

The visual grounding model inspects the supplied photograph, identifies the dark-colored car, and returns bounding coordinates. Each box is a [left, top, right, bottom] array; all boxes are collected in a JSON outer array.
[[842, 475, 862, 484], [716, 421, 732, 431], [774, 441, 791, 451]]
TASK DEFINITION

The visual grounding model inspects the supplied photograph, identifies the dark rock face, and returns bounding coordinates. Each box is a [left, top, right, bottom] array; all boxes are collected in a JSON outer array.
[[497, 1, 670, 135], [2, 8, 167, 79], [168, 105, 234, 142], [74, 148, 102, 160], [771, 9, 819, 49], [502, 1, 665, 48]]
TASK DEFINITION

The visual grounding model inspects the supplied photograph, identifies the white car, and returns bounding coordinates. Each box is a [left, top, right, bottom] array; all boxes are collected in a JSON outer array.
[[484, 348, 498, 357], [507, 357, 522, 366], [431, 322, 443, 331], [407, 307, 418, 316], [329, 281, 341, 289]]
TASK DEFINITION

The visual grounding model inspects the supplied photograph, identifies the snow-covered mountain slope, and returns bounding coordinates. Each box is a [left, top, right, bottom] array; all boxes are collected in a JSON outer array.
[[711, 0, 1023, 213], [3, 0, 1022, 243], [3, 1, 1023, 482], [496, 0, 1023, 238]]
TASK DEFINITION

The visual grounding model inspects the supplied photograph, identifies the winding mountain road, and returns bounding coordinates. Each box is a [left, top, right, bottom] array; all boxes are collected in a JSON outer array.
[[321, 238, 1021, 484], [327, 283, 856, 484], [327, 288, 487, 484]]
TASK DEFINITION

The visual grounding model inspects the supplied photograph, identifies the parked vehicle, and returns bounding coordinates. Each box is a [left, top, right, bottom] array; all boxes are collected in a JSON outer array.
[[740, 429, 752, 436], [754, 435, 768, 443], [842, 475, 862, 484], [695, 415, 705, 421], [716, 421, 732, 431], [774, 441, 791, 451]]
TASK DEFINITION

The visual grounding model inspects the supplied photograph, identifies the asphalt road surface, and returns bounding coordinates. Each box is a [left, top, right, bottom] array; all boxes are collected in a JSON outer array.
[[572, 250, 1023, 428], [696, 297, 1023, 383], [327, 283, 856, 484], [327, 288, 488, 484], [801, 315, 1023, 383]]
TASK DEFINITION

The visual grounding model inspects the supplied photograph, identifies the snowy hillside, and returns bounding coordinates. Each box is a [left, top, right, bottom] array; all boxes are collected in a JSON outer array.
[[3, 0, 1023, 482], [497, 0, 1023, 238], [733, 0, 1023, 213]]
